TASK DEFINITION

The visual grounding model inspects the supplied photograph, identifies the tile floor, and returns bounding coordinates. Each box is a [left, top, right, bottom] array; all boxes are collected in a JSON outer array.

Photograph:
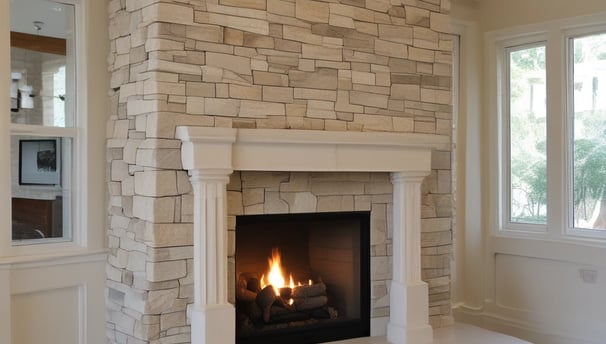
[[327, 323, 531, 344]]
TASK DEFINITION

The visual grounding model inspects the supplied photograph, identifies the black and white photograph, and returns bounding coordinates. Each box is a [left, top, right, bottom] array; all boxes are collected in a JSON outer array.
[[19, 139, 61, 185]]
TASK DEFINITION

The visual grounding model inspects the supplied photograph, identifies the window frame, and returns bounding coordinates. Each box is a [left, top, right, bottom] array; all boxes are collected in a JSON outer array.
[[564, 25, 606, 240], [3, 0, 89, 255], [491, 16, 606, 244], [501, 40, 549, 234]]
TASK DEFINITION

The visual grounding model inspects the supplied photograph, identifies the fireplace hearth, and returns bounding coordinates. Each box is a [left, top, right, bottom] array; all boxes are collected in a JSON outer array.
[[235, 212, 370, 344]]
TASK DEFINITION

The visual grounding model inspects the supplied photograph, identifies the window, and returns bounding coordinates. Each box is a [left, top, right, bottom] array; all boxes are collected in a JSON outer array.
[[570, 33, 606, 232], [497, 19, 606, 240], [10, 0, 77, 244], [506, 43, 547, 227]]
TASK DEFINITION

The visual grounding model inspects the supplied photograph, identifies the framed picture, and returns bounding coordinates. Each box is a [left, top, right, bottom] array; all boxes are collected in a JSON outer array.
[[19, 139, 61, 185]]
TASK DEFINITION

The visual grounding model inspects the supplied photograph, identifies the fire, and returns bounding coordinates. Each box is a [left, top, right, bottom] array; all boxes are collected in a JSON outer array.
[[260, 248, 297, 295]]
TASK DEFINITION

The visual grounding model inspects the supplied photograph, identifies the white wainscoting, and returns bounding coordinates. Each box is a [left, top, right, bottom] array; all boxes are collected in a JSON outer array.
[[0, 251, 107, 344]]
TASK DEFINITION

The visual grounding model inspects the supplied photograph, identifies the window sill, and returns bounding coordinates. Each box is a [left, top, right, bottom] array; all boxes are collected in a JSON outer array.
[[0, 247, 107, 268]]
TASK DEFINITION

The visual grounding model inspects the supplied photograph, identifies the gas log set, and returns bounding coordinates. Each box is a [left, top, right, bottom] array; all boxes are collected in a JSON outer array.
[[236, 248, 339, 334]]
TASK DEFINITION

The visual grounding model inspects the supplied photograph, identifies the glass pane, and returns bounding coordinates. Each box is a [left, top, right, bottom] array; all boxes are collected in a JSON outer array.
[[10, 0, 75, 127], [11, 136, 72, 242], [508, 45, 547, 224], [572, 34, 606, 230]]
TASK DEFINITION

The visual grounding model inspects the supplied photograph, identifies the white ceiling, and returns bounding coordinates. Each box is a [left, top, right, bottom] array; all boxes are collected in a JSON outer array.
[[10, 0, 70, 38]]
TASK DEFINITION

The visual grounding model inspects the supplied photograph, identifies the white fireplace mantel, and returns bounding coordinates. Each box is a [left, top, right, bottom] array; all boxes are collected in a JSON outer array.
[[176, 126, 449, 344]]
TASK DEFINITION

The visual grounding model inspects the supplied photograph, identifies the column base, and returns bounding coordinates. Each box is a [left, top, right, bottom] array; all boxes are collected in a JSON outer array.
[[387, 281, 433, 344], [190, 303, 235, 344]]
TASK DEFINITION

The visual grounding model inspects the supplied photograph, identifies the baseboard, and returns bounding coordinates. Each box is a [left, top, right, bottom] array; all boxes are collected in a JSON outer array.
[[452, 304, 600, 344]]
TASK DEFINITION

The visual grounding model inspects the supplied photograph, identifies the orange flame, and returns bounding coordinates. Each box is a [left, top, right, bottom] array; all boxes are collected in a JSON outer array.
[[260, 248, 296, 295]]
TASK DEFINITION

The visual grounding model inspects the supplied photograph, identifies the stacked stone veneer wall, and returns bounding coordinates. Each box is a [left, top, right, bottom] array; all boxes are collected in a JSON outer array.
[[106, 0, 453, 343]]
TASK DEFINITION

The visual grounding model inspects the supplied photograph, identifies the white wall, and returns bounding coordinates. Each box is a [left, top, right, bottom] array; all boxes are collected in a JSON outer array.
[[452, 1, 606, 343], [0, 0, 109, 343]]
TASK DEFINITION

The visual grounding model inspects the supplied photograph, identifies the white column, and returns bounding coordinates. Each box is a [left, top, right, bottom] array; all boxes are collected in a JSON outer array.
[[387, 171, 433, 344], [189, 170, 235, 344]]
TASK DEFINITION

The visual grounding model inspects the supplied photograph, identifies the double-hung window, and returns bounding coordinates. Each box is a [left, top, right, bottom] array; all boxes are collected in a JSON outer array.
[[9, 0, 79, 246], [498, 18, 606, 240]]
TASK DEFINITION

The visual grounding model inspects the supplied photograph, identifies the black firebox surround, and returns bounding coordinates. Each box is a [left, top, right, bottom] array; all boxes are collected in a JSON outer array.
[[235, 211, 371, 344]]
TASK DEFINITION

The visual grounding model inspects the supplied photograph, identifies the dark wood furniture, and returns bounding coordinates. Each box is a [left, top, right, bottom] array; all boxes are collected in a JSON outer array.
[[12, 197, 62, 239]]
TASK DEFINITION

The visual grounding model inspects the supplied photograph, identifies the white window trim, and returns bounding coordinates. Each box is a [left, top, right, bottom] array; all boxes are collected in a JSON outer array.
[[487, 12, 606, 245], [1, 0, 90, 257]]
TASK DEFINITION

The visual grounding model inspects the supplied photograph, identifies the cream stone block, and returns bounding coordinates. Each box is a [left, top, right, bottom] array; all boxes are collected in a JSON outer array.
[[311, 181, 365, 195], [144, 223, 193, 247], [367, 0, 391, 12], [353, 113, 393, 131], [160, 312, 187, 332], [349, 91, 388, 108], [405, 6, 430, 27], [245, 204, 264, 214], [240, 100, 285, 118], [421, 88, 451, 105], [206, 52, 252, 76], [116, 36, 131, 55], [370, 256, 392, 281], [146, 260, 187, 282], [409, 46, 435, 63], [329, 3, 374, 22], [136, 149, 182, 169], [267, 0, 295, 16], [229, 84, 262, 100], [393, 117, 414, 132], [144, 81, 186, 96], [317, 195, 354, 212], [286, 103, 307, 117], [186, 96, 205, 115], [375, 39, 408, 58], [243, 188, 264, 206], [289, 69, 338, 90], [207, 12, 269, 35], [378, 25, 413, 44], [281, 192, 317, 213], [422, 218, 452, 233], [295, 0, 329, 23], [185, 24, 223, 43], [133, 195, 176, 223], [263, 86, 293, 103], [142, 3, 193, 26], [306, 108, 336, 120], [430, 11, 450, 34], [354, 195, 372, 211], [241, 171, 289, 190], [279, 172, 310, 192], [148, 59, 202, 76], [294, 88, 336, 101], [352, 71, 376, 85], [144, 38, 184, 52], [264, 191, 289, 213], [329, 14, 355, 28], [228, 191, 244, 215], [147, 246, 193, 262], [207, 4, 267, 20], [205, 98, 241, 116], [127, 251, 147, 273], [219, 0, 266, 10], [283, 26, 323, 45], [391, 84, 421, 101], [303, 44, 343, 61], [134, 170, 178, 197], [253, 71, 289, 86], [335, 90, 363, 113]]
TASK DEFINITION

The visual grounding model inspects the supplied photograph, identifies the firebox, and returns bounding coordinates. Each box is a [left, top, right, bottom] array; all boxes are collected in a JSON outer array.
[[235, 211, 371, 344]]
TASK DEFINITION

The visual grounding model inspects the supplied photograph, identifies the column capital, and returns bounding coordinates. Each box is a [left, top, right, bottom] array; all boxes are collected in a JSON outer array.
[[189, 169, 233, 184], [390, 171, 430, 184]]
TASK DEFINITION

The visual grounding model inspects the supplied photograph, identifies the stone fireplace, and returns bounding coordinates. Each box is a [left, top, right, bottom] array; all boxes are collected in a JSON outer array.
[[105, 1, 454, 343], [176, 126, 448, 343]]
